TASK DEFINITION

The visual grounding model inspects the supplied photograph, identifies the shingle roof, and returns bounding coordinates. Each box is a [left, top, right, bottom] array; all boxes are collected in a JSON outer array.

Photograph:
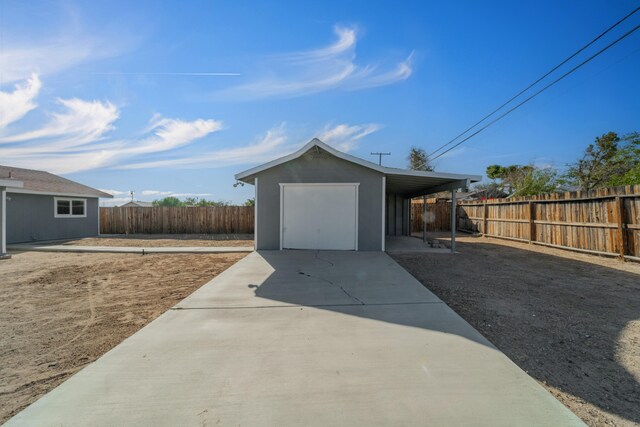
[[0, 165, 113, 198]]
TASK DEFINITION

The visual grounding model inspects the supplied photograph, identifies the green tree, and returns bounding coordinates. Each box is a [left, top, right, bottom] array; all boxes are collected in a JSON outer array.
[[407, 146, 434, 171], [197, 199, 230, 207], [472, 182, 508, 199], [485, 164, 558, 197], [183, 197, 199, 206], [564, 131, 640, 190], [511, 166, 558, 196], [153, 196, 182, 207], [604, 132, 640, 187], [152, 197, 231, 207], [486, 164, 506, 180], [244, 198, 255, 207]]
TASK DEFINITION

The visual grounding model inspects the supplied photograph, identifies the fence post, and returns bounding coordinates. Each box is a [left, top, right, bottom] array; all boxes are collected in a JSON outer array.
[[483, 201, 488, 237], [528, 201, 536, 243], [616, 196, 627, 261]]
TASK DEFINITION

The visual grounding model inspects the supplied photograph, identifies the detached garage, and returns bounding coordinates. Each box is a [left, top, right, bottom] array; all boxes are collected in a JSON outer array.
[[235, 138, 480, 251]]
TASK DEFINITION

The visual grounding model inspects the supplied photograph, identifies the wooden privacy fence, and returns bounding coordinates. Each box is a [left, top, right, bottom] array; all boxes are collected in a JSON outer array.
[[100, 206, 254, 234], [457, 185, 640, 261], [410, 199, 451, 232]]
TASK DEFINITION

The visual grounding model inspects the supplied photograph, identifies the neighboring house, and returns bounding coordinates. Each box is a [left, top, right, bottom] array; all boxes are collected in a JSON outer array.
[[235, 138, 480, 251], [0, 165, 113, 245], [120, 201, 154, 207]]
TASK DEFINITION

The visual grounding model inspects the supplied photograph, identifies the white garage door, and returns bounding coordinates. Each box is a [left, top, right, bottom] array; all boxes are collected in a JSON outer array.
[[281, 183, 358, 250]]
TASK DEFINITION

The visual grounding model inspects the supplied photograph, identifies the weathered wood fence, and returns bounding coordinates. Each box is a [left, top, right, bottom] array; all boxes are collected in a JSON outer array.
[[410, 199, 451, 232], [457, 185, 640, 261], [100, 206, 254, 234]]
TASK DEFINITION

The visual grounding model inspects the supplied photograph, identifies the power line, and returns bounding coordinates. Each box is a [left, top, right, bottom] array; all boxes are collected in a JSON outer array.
[[430, 22, 640, 162], [426, 5, 640, 160]]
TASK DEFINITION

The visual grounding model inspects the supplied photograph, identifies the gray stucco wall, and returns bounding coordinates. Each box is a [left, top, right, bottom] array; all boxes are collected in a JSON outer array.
[[255, 149, 384, 251], [6, 193, 100, 243]]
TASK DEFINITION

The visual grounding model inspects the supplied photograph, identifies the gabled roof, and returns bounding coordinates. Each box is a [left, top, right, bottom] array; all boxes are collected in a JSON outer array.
[[0, 165, 113, 198], [235, 138, 481, 196]]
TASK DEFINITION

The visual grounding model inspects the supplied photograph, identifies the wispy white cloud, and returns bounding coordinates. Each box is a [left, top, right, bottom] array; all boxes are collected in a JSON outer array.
[[141, 190, 171, 196], [126, 117, 222, 156], [99, 191, 216, 207], [0, 96, 119, 153], [101, 197, 133, 207], [1, 9, 137, 84], [218, 25, 413, 99], [99, 189, 128, 196], [319, 123, 382, 152], [0, 96, 223, 174], [0, 74, 41, 129], [141, 191, 213, 198], [120, 120, 381, 170], [1, 77, 381, 173], [284, 26, 357, 63], [120, 123, 291, 170]]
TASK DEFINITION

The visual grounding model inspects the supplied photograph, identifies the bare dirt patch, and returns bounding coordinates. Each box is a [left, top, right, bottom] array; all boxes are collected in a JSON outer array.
[[0, 251, 246, 423], [391, 235, 640, 427], [62, 235, 254, 247]]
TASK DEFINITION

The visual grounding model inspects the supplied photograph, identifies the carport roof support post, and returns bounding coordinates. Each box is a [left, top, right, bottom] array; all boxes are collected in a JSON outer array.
[[450, 189, 456, 254]]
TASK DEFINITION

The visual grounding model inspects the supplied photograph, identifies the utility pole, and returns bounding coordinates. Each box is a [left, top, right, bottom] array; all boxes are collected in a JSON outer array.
[[130, 191, 134, 201], [370, 152, 391, 166]]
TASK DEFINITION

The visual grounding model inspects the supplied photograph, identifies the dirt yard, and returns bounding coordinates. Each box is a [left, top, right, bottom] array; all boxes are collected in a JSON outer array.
[[63, 234, 254, 247], [391, 235, 640, 427], [0, 251, 246, 423]]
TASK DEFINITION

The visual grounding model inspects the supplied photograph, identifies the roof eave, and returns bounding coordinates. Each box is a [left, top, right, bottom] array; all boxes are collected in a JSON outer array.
[[7, 188, 113, 198]]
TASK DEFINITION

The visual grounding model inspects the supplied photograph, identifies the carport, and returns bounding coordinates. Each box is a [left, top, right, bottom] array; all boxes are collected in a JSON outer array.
[[0, 177, 24, 259], [385, 169, 478, 253], [236, 138, 480, 252]]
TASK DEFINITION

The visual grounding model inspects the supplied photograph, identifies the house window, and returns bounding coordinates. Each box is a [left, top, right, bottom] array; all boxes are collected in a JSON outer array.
[[54, 198, 87, 218]]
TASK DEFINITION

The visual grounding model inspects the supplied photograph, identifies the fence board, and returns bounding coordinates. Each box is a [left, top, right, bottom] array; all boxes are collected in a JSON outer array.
[[100, 206, 254, 235]]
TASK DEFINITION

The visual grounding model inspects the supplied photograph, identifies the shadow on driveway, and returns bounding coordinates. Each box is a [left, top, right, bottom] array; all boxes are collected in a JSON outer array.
[[392, 236, 640, 427]]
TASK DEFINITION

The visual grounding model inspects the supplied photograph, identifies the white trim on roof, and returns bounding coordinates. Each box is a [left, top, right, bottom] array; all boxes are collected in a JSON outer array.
[[7, 188, 112, 198], [0, 179, 24, 188], [235, 138, 481, 183]]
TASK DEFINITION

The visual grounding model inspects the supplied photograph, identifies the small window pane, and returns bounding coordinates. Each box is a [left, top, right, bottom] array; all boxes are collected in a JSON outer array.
[[72, 200, 85, 215], [57, 200, 70, 215]]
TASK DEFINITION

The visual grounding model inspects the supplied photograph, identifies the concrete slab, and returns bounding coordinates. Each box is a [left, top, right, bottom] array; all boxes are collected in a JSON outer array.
[[176, 251, 441, 308], [6, 244, 253, 254], [6, 251, 584, 427]]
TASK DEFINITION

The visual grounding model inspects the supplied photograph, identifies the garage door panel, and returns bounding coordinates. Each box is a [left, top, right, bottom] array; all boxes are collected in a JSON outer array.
[[282, 184, 357, 250]]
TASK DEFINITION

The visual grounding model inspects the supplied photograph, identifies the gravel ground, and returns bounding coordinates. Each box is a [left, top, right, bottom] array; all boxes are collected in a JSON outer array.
[[0, 251, 247, 423], [62, 235, 254, 247], [391, 235, 640, 427]]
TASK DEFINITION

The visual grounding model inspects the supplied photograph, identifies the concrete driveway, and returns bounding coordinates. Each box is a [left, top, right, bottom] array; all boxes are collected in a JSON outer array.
[[6, 251, 584, 426]]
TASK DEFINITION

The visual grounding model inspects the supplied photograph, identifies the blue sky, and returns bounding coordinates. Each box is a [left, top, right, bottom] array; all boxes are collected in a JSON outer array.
[[1, 0, 639, 205]]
